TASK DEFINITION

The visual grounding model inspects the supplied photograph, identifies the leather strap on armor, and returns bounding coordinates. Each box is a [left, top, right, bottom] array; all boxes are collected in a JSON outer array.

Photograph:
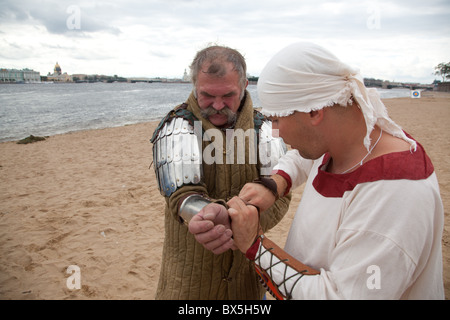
[[246, 233, 320, 300]]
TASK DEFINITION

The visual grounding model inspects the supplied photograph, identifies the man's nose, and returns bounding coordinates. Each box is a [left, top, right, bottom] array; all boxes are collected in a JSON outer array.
[[212, 97, 225, 110]]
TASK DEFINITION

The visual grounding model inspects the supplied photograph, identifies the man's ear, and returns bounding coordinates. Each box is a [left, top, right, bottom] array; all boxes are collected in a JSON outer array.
[[309, 109, 324, 126]]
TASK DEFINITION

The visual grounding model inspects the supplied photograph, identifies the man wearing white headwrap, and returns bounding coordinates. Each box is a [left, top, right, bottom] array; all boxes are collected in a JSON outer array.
[[227, 42, 444, 299]]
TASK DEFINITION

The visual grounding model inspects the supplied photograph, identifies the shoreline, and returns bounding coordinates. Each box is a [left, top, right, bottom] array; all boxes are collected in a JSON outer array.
[[0, 120, 163, 144], [0, 92, 449, 299]]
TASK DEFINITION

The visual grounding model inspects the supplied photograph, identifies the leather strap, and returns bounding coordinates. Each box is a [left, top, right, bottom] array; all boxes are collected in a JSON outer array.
[[252, 177, 279, 200], [246, 233, 320, 300], [260, 236, 320, 276]]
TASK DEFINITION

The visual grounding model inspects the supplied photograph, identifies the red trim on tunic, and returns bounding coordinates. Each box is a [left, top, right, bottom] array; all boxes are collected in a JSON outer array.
[[272, 169, 293, 196], [246, 237, 261, 261], [313, 136, 434, 198]]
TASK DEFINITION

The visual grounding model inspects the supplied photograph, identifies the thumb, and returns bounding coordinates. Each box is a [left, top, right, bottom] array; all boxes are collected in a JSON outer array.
[[201, 205, 219, 221], [228, 207, 238, 219]]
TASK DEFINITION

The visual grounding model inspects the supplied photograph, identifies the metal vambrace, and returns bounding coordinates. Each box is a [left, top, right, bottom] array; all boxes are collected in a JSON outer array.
[[246, 234, 320, 300], [178, 194, 212, 225]]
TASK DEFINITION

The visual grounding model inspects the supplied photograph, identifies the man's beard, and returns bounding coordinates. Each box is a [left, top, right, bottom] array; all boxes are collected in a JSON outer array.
[[200, 106, 237, 127]]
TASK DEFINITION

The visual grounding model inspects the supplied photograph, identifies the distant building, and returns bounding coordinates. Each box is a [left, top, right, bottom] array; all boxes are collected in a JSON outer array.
[[0, 68, 41, 83], [72, 74, 88, 82], [54, 62, 62, 75], [437, 82, 450, 92], [46, 62, 73, 82], [364, 78, 383, 88], [182, 69, 191, 82]]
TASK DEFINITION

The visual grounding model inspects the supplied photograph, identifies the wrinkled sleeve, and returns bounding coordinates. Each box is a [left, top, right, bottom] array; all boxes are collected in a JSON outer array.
[[273, 149, 315, 190], [256, 178, 443, 299]]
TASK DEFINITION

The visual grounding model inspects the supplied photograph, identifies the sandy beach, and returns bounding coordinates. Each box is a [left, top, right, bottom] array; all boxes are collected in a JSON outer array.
[[0, 91, 449, 300]]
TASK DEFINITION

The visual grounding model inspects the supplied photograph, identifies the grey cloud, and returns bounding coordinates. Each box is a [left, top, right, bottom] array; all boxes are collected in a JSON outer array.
[[4, 0, 447, 42], [1, 0, 448, 83], [0, 1, 30, 21], [30, 5, 121, 36], [0, 0, 121, 36]]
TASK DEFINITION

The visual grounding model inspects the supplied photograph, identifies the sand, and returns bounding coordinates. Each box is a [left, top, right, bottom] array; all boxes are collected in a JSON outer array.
[[0, 91, 449, 300]]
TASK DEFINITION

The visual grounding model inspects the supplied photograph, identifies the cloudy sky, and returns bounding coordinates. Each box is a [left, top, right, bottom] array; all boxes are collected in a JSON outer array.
[[1, 0, 449, 83]]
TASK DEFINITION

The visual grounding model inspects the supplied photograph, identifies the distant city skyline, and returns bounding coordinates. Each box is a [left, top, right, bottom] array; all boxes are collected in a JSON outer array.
[[1, 62, 190, 81], [1, 0, 449, 84], [2, 62, 435, 91], [2, 55, 447, 85]]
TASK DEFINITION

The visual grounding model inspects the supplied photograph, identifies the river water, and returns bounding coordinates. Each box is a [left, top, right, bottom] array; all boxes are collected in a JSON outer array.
[[0, 82, 411, 142]]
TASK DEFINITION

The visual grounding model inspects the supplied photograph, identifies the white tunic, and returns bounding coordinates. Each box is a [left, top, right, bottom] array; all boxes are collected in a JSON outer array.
[[262, 140, 444, 299]]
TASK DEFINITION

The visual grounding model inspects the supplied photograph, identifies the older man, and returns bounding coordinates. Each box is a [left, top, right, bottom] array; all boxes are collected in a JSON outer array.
[[150, 45, 290, 299], [228, 42, 444, 300]]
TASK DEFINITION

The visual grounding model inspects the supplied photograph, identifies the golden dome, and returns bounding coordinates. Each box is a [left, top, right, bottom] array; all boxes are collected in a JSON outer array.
[[54, 62, 61, 75]]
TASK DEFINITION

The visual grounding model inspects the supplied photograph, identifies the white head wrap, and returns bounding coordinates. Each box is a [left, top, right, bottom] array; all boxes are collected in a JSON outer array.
[[257, 42, 416, 152]]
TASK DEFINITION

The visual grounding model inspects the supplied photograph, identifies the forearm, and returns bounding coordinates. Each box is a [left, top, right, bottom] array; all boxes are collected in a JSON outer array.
[[271, 171, 291, 198], [238, 174, 292, 214], [178, 194, 213, 224], [272, 149, 314, 191], [168, 184, 226, 223], [246, 234, 319, 300], [176, 187, 233, 255]]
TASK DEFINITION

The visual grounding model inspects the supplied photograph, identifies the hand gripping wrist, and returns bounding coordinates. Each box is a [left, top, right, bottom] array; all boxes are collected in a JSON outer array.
[[252, 177, 279, 200]]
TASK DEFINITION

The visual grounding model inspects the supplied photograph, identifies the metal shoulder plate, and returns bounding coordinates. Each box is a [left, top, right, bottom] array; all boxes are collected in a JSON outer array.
[[259, 120, 287, 176], [152, 117, 202, 197]]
